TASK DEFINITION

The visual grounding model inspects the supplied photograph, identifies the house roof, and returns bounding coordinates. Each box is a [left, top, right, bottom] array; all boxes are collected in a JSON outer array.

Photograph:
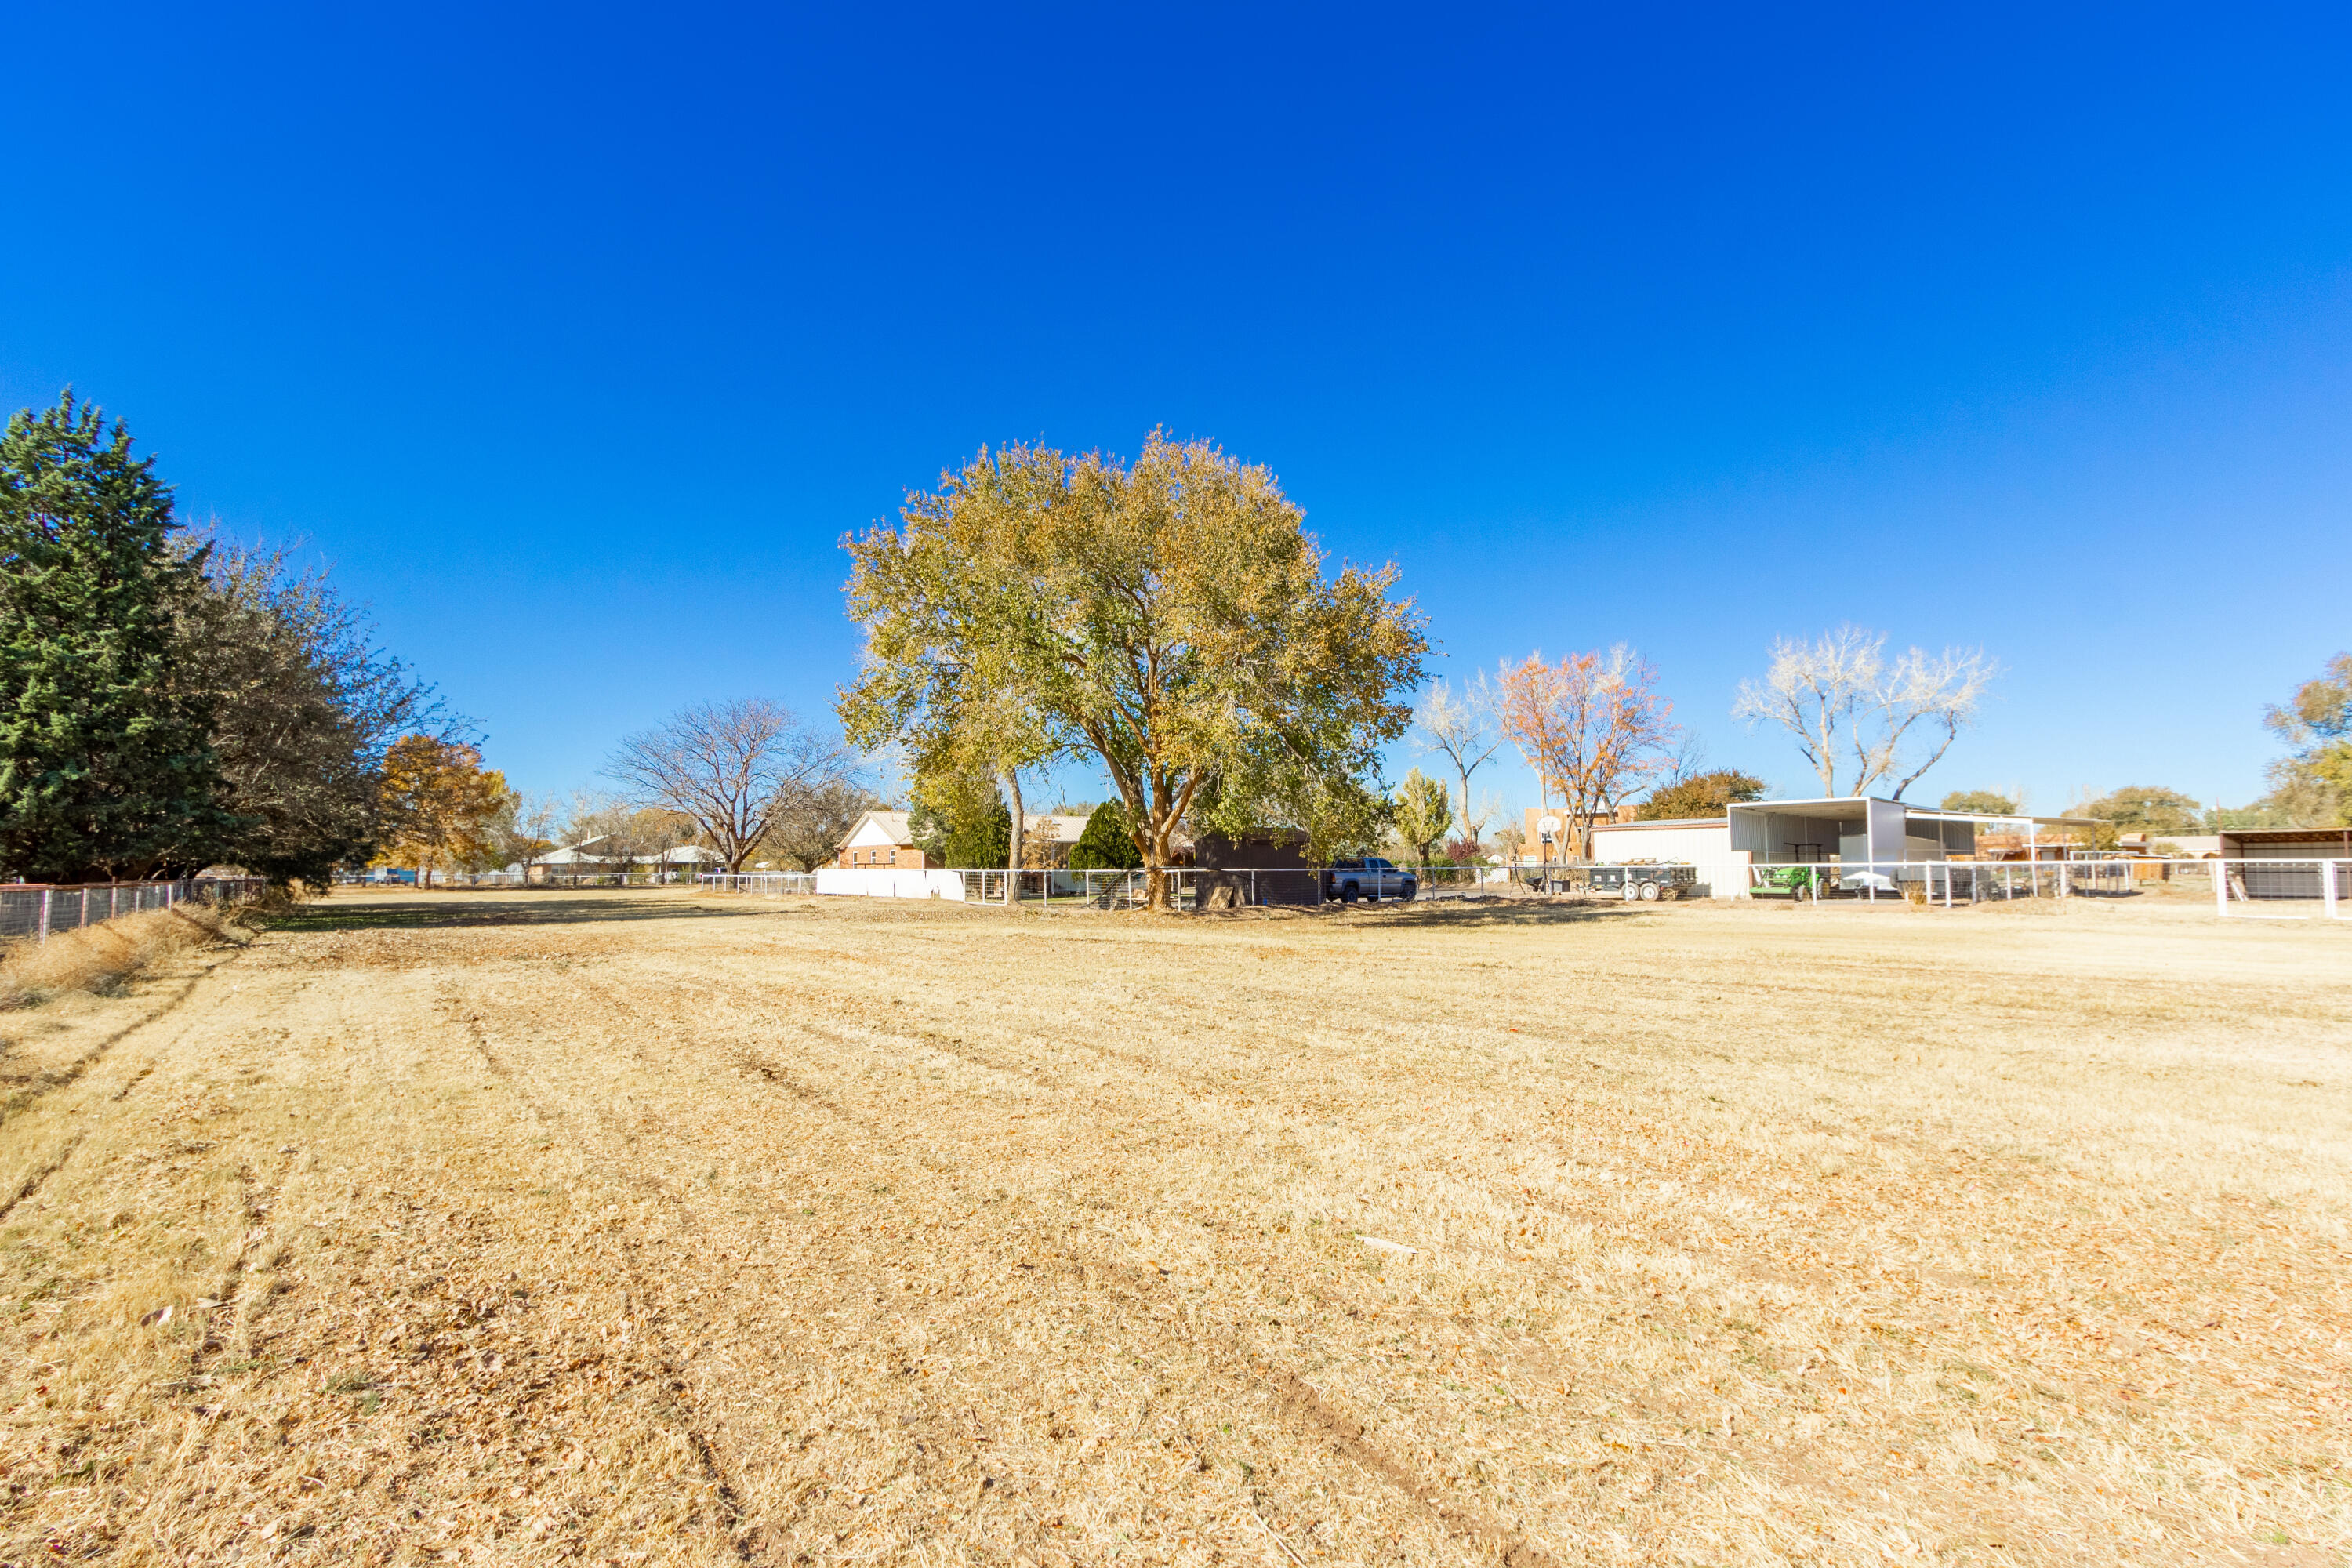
[[842, 810, 913, 848], [532, 836, 611, 865], [1025, 813, 1089, 844]]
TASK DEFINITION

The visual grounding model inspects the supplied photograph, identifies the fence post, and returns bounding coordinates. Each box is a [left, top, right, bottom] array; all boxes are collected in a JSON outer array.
[[2324, 860, 2339, 922], [2213, 858, 2229, 916]]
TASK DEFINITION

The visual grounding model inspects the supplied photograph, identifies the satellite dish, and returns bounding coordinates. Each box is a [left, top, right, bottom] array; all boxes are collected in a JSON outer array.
[[1538, 815, 1562, 837]]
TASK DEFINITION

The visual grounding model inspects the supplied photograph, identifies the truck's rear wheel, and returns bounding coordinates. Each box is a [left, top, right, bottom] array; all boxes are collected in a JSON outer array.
[[1341, 881, 1359, 904]]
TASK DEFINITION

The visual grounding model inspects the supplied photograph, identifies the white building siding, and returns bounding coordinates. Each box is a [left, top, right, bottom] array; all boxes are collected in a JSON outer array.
[[815, 868, 965, 900], [1586, 821, 1749, 899]]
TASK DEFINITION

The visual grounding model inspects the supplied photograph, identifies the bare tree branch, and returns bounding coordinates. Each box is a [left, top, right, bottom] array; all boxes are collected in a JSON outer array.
[[606, 699, 856, 873], [1413, 675, 1501, 846], [1733, 626, 1994, 798]]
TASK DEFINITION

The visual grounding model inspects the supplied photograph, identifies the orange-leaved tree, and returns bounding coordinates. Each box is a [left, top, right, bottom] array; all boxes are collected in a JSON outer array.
[[1494, 648, 1677, 858], [377, 737, 513, 886]]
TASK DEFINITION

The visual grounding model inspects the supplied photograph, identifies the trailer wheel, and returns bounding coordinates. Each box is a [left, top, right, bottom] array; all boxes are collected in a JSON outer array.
[[1639, 880, 1661, 901]]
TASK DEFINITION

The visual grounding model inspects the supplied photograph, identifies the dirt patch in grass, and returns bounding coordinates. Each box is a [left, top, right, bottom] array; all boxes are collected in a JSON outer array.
[[0, 887, 2345, 1565]]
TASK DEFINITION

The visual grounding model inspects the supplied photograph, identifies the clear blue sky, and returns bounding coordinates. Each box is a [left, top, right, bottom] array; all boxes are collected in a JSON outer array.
[[5, 5, 2348, 817]]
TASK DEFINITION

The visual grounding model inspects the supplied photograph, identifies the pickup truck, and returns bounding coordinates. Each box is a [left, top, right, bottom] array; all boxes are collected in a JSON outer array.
[[1323, 856, 1418, 904]]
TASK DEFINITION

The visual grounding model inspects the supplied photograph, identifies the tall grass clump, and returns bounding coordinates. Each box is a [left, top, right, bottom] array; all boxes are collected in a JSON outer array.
[[0, 902, 253, 1007]]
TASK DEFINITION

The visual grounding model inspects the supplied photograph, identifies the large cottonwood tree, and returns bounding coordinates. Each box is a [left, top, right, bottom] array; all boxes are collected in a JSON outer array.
[[840, 434, 1426, 909]]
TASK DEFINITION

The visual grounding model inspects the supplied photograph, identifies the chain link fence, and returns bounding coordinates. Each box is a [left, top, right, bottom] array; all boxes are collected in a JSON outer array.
[[0, 877, 267, 943], [683, 857, 2349, 922]]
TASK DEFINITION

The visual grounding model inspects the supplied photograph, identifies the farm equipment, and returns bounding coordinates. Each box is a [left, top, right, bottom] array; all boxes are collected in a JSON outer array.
[[1759, 866, 1827, 898]]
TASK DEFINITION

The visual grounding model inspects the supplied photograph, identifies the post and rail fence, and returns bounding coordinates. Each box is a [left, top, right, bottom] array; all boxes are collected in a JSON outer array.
[[0, 876, 268, 945]]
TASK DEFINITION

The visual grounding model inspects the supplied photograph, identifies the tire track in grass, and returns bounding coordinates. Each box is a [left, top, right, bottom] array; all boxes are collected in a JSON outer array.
[[445, 981, 1014, 1558], [489, 968, 1345, 1553], [557, 971, 1564, 1568], [437, 990, 768, 1566], [0, 964, 248, 1225], [0, 964, 218, 1124], [0, 1133, 86, 1225]]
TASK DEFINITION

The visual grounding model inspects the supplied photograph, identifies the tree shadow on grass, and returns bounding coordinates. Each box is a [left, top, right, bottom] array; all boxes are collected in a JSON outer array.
[[1189, 897, 1647, 931], [267, 891, 786, 935]]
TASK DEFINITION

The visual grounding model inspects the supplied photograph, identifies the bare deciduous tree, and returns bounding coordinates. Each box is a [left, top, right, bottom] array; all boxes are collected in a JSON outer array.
[[1732, 626, 1994, 799], [172, 532, 459, 884], [762, 777, 883, 871], [1413, 676, 1500, 847], [607, 699, 855, 873]]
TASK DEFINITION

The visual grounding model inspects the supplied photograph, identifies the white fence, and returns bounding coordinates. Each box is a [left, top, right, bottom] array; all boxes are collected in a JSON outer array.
[[1738, 857, 2349, 920], [0, 877, 267, 943], [701, 871, 822, 895], [2212, 858, 2349, 921]]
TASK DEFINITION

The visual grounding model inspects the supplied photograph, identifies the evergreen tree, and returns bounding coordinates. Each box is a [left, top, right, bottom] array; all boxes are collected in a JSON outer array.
[[907, 768, 1008, 867], [0, 394, 231, 880], [1067, 797, 1142, 869]]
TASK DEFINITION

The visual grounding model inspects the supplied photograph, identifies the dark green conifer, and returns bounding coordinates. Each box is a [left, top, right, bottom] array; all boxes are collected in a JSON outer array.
[[0, 394, 230, 880]]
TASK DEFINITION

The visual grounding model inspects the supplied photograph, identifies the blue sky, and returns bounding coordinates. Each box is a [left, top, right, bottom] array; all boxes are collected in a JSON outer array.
[[5, 5, 2348, 817]]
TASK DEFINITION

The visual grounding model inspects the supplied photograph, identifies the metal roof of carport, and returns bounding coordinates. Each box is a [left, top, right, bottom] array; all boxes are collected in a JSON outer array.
[[1725, 797, 2098, 828], [2217, 826, 2352, 846]]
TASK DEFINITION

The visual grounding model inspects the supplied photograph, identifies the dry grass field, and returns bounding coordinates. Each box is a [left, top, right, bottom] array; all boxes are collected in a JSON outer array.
[[0, 887, 2346, 1566]]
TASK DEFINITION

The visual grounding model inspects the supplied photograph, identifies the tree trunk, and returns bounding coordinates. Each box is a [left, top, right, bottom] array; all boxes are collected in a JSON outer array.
[[1004, 769, 1024, 905], [1142, 818, 1174, 912], [1143, 848, 1167, 911]]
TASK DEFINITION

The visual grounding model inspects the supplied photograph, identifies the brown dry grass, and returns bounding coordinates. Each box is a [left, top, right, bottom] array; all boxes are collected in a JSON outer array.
[[0, 887, 2345, 1566], [0, 900, 252, 1010]]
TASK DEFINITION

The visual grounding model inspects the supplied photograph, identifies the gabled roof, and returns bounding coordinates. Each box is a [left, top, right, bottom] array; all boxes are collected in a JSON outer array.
[[841, 810, 913, 848]]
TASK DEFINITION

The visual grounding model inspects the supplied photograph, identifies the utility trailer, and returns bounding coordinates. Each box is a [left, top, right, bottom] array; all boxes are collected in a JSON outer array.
[[1586, 863, 1697, 902]]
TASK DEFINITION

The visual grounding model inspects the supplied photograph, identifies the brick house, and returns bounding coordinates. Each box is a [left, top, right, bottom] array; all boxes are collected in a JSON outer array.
[[833, 810, 1096, 870], [836, 811, 926, 869]]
